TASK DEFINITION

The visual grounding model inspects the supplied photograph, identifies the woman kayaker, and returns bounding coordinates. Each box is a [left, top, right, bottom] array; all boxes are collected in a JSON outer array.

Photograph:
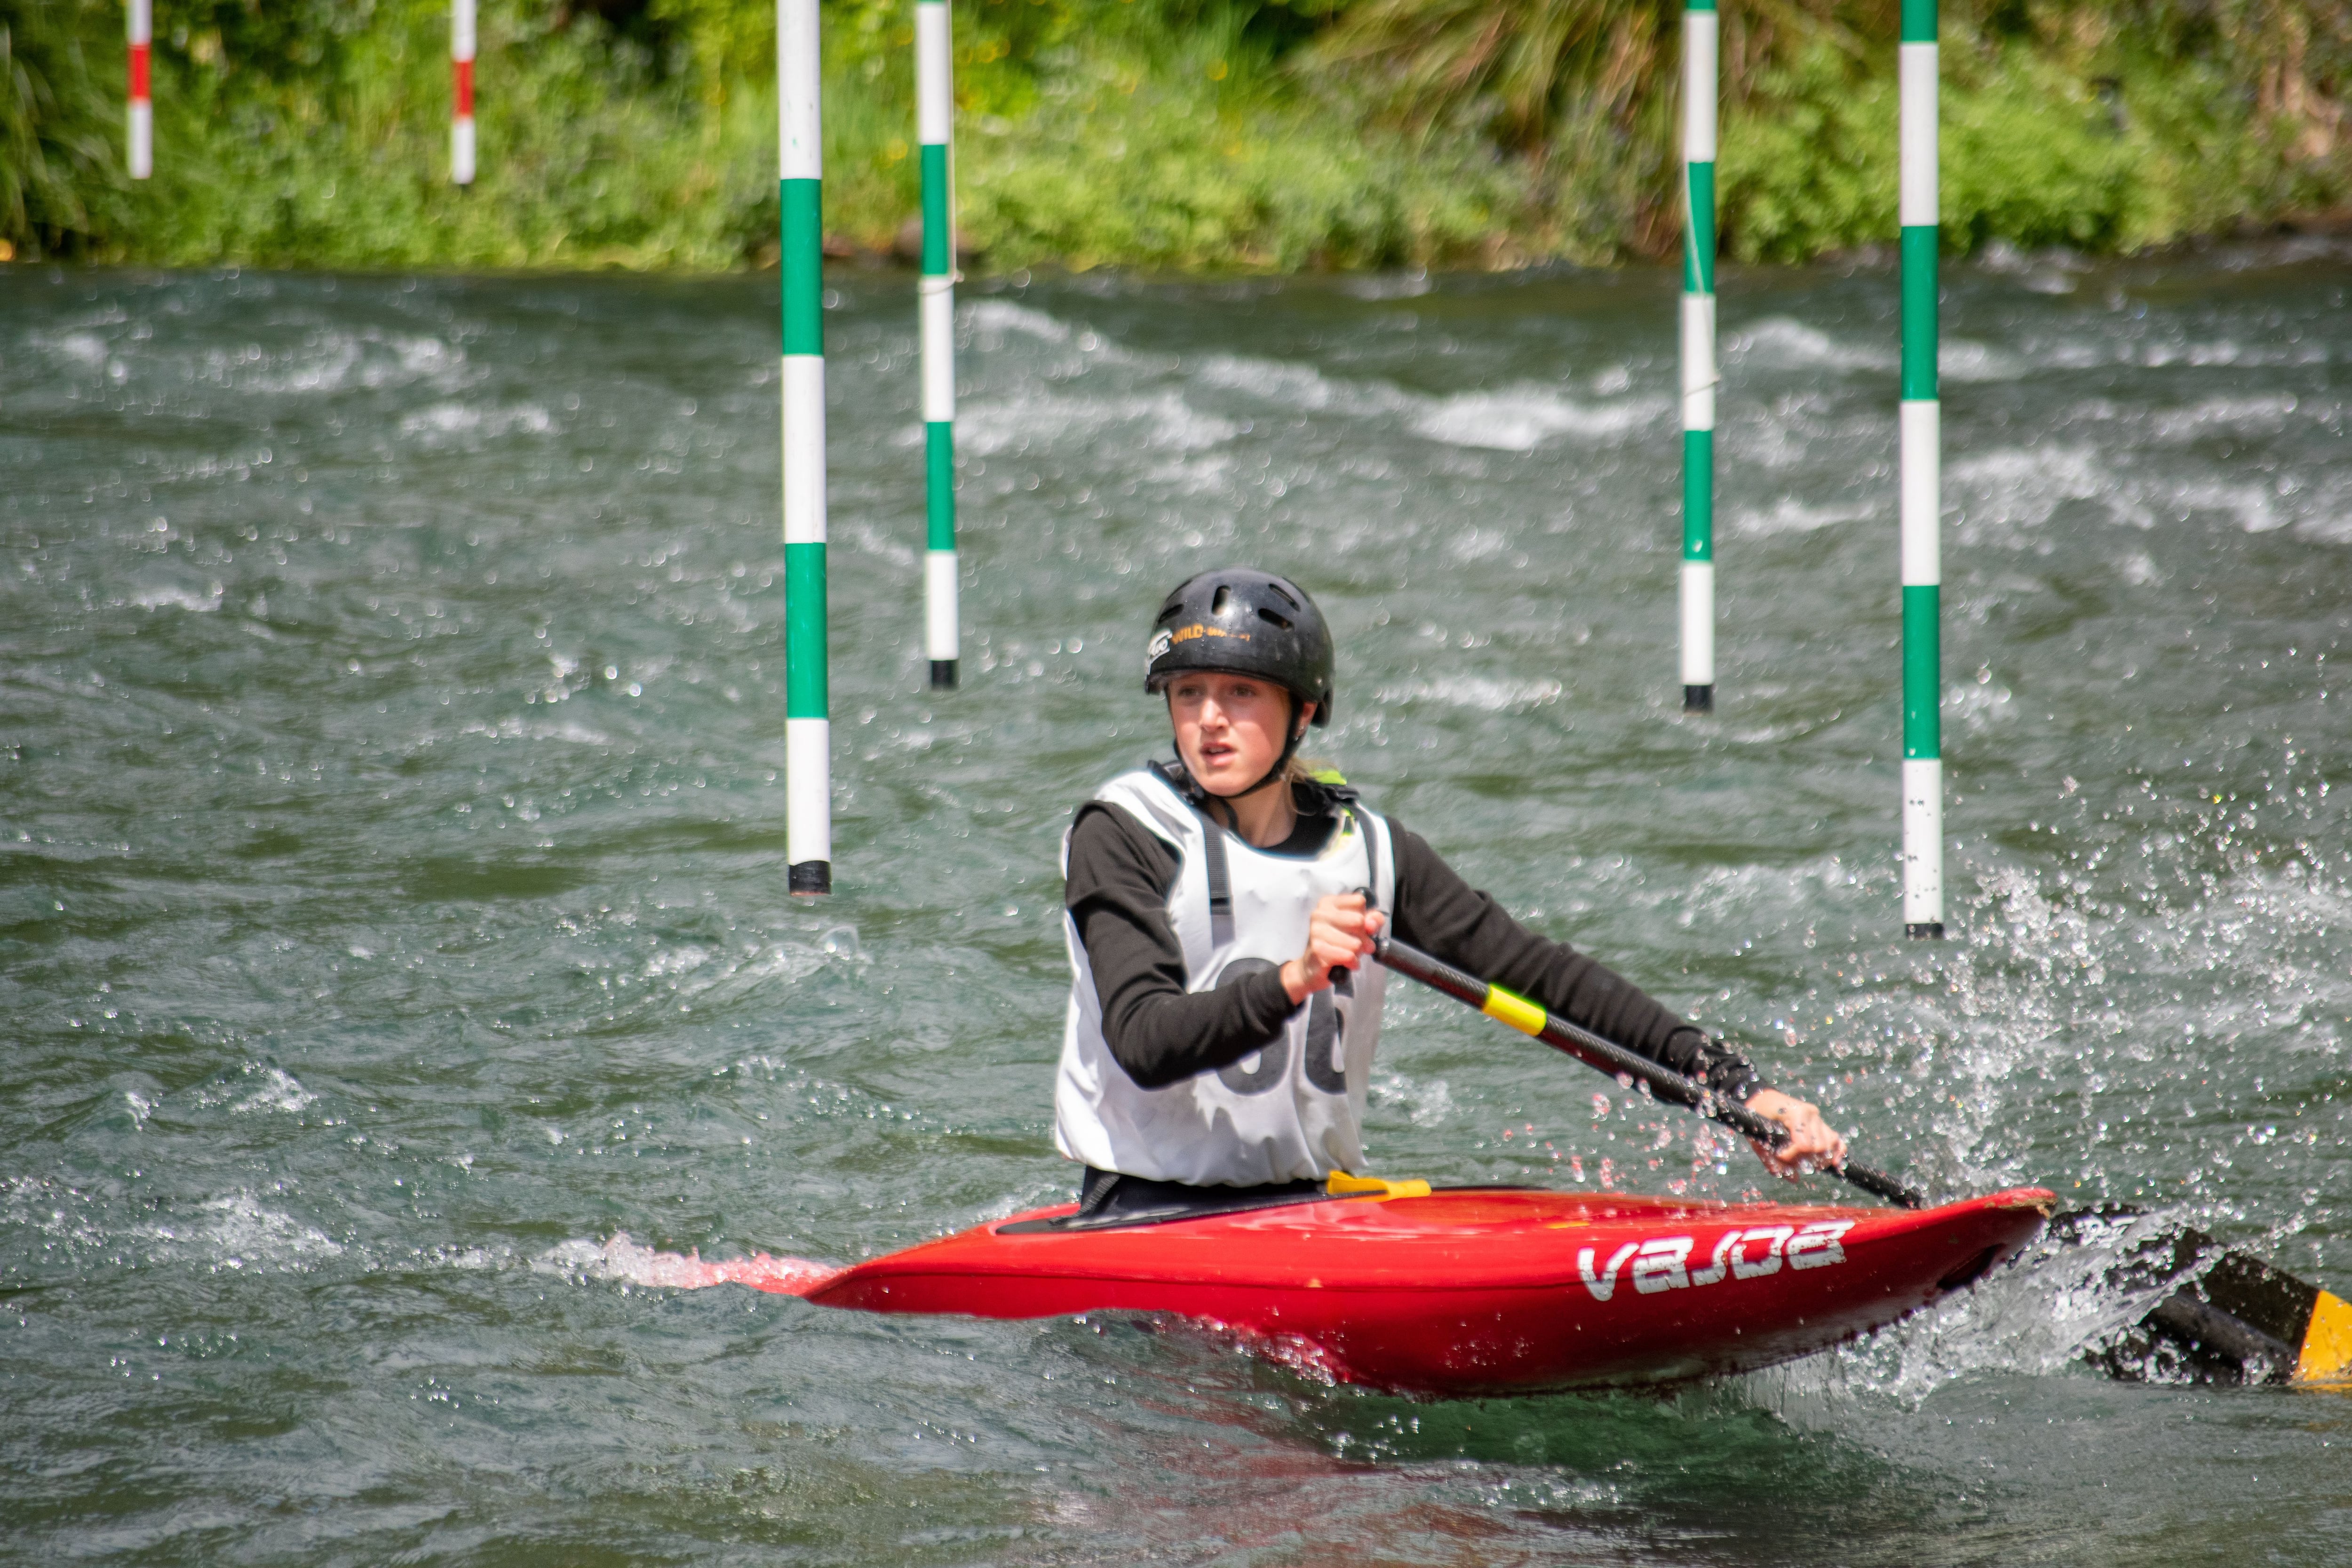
[[1054, 567, 1847, 1220]]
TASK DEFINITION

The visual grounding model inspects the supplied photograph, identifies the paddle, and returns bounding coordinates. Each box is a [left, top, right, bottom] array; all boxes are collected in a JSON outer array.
[[1371, 932, 2352, 1384], [1371, 933, 1927, 1210]]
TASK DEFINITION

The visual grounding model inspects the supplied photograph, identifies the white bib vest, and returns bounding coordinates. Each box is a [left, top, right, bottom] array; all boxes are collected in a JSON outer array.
[[1054, 767, 1398, 1186]]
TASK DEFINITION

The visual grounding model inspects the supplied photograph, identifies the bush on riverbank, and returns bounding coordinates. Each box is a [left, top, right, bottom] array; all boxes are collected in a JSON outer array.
[[2, 0, 2346, 271]]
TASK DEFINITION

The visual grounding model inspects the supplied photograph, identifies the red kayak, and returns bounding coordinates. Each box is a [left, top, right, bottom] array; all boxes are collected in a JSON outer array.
[[779, 1183, 2055, 1395]]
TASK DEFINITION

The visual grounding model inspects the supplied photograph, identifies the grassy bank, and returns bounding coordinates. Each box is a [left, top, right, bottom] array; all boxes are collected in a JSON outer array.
[[3, 0, 2348, 271]]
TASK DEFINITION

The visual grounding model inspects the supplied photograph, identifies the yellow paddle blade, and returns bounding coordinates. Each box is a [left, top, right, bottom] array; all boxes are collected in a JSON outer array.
[[2297, 1289, 2352, 1383]]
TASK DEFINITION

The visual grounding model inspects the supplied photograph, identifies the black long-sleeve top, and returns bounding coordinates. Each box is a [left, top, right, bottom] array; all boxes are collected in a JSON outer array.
[[1064, 778, 1767, 1101]]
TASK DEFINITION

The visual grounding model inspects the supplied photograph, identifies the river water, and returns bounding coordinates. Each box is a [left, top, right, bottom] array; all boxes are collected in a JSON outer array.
[[3, 245, 2348, 1564]]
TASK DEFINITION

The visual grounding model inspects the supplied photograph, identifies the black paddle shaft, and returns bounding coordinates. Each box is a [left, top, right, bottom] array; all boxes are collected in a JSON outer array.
[[1371, 935, 1927, 1210]]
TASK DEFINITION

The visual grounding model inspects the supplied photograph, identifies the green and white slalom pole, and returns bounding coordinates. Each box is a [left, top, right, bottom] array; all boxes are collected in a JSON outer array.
[[780, 0, 831, 895], [916, 0, 959, 691], [1899, 0, 1942, 938], [1678, 0, 1718, 715]]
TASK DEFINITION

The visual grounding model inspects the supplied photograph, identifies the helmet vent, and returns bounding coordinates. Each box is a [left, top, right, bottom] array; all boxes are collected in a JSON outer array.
[[1211, 585, 1233, 616], [1268, 583, 1301, 611], [1256, 606, 1293, 631]]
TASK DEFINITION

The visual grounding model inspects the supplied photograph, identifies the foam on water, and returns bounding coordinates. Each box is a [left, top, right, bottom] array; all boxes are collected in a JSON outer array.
[[536, 1233, 841, 1296], [1731, 316, 1894, 373], [1373, 674, 1565, 711], [398, 400, 558, 442], [1408, 387, 1658, 450], [1731, 496, 1875, 537], [958, 388, 1243, 457], [190, 1195, 346, 1271]]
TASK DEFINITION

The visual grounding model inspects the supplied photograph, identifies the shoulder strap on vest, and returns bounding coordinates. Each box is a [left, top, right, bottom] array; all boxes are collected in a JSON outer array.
[[1345, 799, 1392, 921], [1146, 759, 1237, 950], [1345, 804, 1387, 912], [1199, 817, 1233, 948]]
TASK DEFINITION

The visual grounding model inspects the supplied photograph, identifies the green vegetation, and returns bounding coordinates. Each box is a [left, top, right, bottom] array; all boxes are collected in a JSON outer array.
[[2, 0, 2347, 271]]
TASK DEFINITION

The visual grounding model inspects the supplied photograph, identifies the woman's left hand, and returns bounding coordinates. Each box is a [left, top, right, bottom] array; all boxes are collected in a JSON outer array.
[[1740, 1089, 1848, 1180]]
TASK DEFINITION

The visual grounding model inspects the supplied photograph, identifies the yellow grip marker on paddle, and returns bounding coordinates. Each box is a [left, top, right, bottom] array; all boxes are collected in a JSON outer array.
[[1480, 985, 1548, 1037]]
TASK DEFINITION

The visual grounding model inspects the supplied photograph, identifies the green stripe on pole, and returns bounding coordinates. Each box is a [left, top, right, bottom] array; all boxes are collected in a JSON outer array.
[[925, 422, 955, 551], [919, 146, 950, 275], [785, 541, 828, 716], [1682, 430, 1712, 561], [1684, 164, 1716, 295], [782, 178, 824, 358], [1901, 582, 1939, 759], [1901, 0, 1935, 42], [1900, 226, 1937, 402]]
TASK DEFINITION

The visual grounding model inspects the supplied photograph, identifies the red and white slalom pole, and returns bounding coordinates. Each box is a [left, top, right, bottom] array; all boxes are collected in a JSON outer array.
[[451, 0, 477, 186], [127, 0, 152, 180]]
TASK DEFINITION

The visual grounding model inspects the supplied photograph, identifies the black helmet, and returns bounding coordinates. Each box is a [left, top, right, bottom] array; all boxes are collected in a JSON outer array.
[[1144, 568, 1334, 727]]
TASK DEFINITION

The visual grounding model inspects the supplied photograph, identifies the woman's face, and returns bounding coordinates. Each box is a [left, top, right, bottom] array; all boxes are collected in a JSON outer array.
[[1168, 673, 1310, 796]]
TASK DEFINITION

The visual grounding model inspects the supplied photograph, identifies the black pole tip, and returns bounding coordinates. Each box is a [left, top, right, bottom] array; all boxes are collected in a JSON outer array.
[[788, 860, 832, 896], [929, 659, 958, 691], [1682, 685, 1714, 714], [1905, 921, 1946, 940]]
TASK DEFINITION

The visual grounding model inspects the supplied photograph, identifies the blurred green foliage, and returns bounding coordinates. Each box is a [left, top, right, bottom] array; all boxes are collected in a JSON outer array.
[[1717, 12, 2349, 261], [0, 0, 2345, 270], [2, 0, 132, 251]]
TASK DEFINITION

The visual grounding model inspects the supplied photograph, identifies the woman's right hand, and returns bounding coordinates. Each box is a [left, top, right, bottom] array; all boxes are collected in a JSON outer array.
[[1280, 892, 1384, 1005]]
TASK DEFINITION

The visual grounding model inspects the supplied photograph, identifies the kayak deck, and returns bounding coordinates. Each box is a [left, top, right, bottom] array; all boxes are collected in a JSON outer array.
[[803, 1185, 2057, 1394]]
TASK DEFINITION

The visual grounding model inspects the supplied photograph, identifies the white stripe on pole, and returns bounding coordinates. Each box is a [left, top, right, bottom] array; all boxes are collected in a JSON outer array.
[[924, 549, 959, 661], [1899, 44, 1939, 227], [1679, 560, 1715, 688], [1679, 292, 1716, 444], [128, 103, 152, 181], [452, 0, 477, 186], [921, 286, 954, 425], [916, 2, 952, 147], [782, 357, 828, 548], [787, 718, 831, 868], [780, 0, 821, 182], [127, 0, 151, 181], [1899, 401, 1940, 589], [1903, 758, 1943, 924], [1684, 13, 1716, 161]]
